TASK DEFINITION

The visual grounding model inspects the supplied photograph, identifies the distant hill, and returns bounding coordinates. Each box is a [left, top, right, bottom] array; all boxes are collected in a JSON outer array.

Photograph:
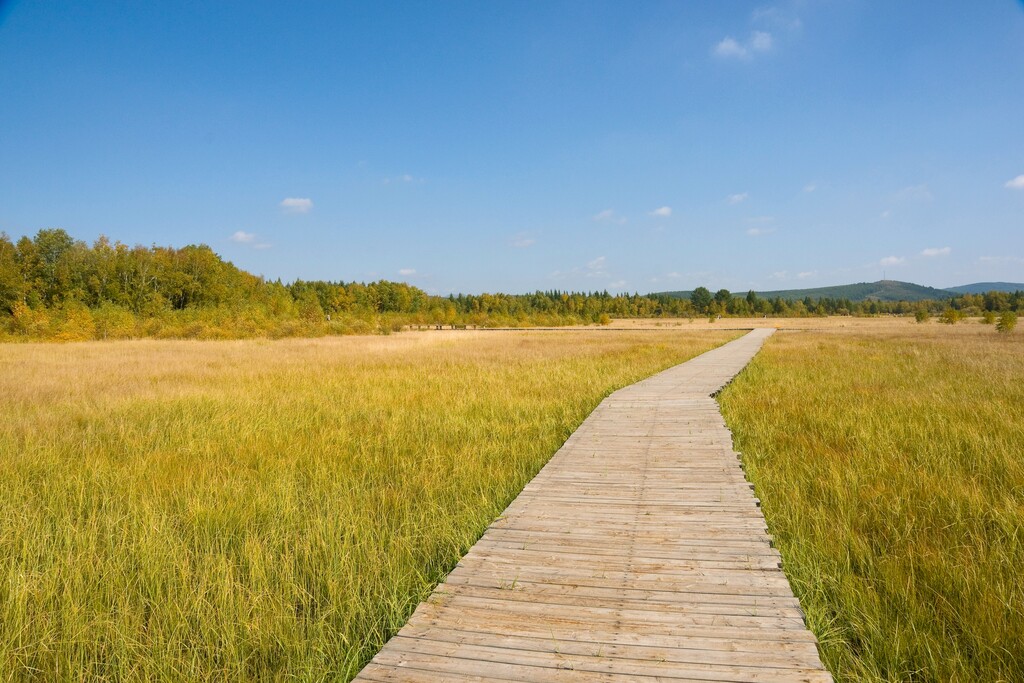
[[655, 280, 953, 303], [944, 282, 1024, 295]]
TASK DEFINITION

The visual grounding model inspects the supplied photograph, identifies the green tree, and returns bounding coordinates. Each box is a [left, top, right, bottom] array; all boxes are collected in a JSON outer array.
[[0, 233, 26, 313], [690, 286, 712, 314]]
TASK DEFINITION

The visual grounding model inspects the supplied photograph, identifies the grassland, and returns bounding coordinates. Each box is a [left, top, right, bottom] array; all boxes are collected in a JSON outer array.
[[0, 330, 737, 681], [719, 322, 1024, 682]]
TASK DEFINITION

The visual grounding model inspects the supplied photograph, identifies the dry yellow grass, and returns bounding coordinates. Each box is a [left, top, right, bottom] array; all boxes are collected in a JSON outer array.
[[720, 322, 1024, 681], [0, 330, 738, 681]]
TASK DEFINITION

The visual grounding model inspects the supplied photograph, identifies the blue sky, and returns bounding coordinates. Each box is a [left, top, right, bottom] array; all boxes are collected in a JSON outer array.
[[1, 1, 1022, 294]]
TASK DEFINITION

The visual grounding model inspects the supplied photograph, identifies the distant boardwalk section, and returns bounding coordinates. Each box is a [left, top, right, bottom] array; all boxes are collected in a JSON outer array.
[[354, 328, 833, 682]]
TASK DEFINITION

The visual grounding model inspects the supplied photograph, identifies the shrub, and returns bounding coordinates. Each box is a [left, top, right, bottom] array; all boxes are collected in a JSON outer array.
[[9, 301, 50, 337], [915, 308, 930, 323], [996, 311, 1017, 334], [93, 302, 137, 339], [940, 308, 965, 325]]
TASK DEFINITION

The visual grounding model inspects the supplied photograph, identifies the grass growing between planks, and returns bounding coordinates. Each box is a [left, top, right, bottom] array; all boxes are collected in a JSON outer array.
[[0, 330, 737, 681], [719, 324, 1024, 682]]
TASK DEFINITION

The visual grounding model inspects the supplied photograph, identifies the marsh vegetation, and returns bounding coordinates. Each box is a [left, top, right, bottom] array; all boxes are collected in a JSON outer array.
[[0, 330, 736, 680], [720, 324, 1024, 681]]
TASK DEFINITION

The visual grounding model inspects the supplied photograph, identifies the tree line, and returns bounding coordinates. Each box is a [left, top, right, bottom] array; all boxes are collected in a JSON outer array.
[[1, 229, 1020, 340], [683, 286, 1024, 318]]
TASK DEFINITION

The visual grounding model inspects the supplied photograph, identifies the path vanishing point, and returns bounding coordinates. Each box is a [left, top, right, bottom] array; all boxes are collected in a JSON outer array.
[[354, 328, 833, 682]]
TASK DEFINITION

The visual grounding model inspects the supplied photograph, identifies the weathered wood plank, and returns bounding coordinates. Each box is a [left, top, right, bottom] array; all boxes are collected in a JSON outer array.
[[353, 329, 833, 682]]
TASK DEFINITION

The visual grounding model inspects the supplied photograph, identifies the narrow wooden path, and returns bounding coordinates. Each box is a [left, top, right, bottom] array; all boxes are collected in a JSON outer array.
[[355, 329, 832, 682]]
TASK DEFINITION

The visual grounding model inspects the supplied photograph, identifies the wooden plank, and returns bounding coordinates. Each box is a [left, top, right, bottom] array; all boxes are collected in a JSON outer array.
[[397, 624, 825, 670], [371, 642, 834, 682], [353, 329, 833, 682]]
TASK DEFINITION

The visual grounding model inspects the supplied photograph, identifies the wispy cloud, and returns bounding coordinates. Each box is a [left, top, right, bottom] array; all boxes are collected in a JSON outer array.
[[751, 6, 803, 31], [1005, 175, 1024, 189], [895, 184, 932, 202], [728, 192, 749, 204], [751, 31, 773, 51], [280, 197, 313, 213], [714, 37, 747, 58], [229, 230, 271, 249], [550, 255, 611, 281], [797, 271, 817, 280], [587, 256, 607, 274], [803, 183, 816, 193], [880, 210, 892, 219], [880, 256, 906, 267], [398, 268, 416, 276], [979, 255, 1024, 264], [714, 31, 773, 59], [609, 280, 627, 289], [746, 226, 776, 237], [383, 173, 423, 185], [921, 246, 951, 257], [649, 206, 672, 217], [593, 208, 626, 224], [510, 232, 536, 248]]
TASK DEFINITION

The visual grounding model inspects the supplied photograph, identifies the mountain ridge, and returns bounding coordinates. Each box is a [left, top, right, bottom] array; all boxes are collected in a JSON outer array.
[[653, 280, 1024, 303]]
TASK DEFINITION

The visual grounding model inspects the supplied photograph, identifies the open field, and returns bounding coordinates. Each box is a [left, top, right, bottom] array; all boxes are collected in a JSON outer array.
[[442, 316, 995, 332], [0, 330, 738, 681], [719, 322, 1024, 681]]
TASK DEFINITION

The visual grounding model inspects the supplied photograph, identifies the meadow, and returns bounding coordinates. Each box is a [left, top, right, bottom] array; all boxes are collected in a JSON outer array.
[[0, 330, 737, 681], [719, 321, 1024, 682]]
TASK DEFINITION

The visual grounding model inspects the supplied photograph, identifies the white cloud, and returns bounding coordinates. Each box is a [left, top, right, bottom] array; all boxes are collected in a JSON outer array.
[[398, 268, 416, 276], [979, 255, 1024, 264], [384, 173, 422, 185], [797, 271, 817, 280], [714, 37, 747, 58], [921, 247, 951, 257], [666, 271, 682, 279], [510, 233, 536, 248], [746, 227, 776, 237], [751, 7, 803, 31], [1005, 175, 1024, 189], [770, 270, 789, 280], [751, 31, 773, 51], [649, 206, 672, 217], [714, 31, 773, 59], [728, 192, 749, 204], [880, 256, 905, 267], [609, 280, 627, 289], [229, 230, 271, 249], [593, 209, 626, 224], [550, 255, 611, 281], [803, 183, 816, 193], [280, 197, 313, 213], [895, 184, 932, 202]]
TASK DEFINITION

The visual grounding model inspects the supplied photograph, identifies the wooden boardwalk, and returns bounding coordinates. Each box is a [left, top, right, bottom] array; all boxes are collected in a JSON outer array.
[[354, 329, 833, 682]]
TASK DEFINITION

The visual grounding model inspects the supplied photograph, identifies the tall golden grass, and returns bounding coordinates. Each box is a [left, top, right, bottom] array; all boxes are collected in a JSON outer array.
[[0, 330, 737, 680], [720, 323, 1024, 681]]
